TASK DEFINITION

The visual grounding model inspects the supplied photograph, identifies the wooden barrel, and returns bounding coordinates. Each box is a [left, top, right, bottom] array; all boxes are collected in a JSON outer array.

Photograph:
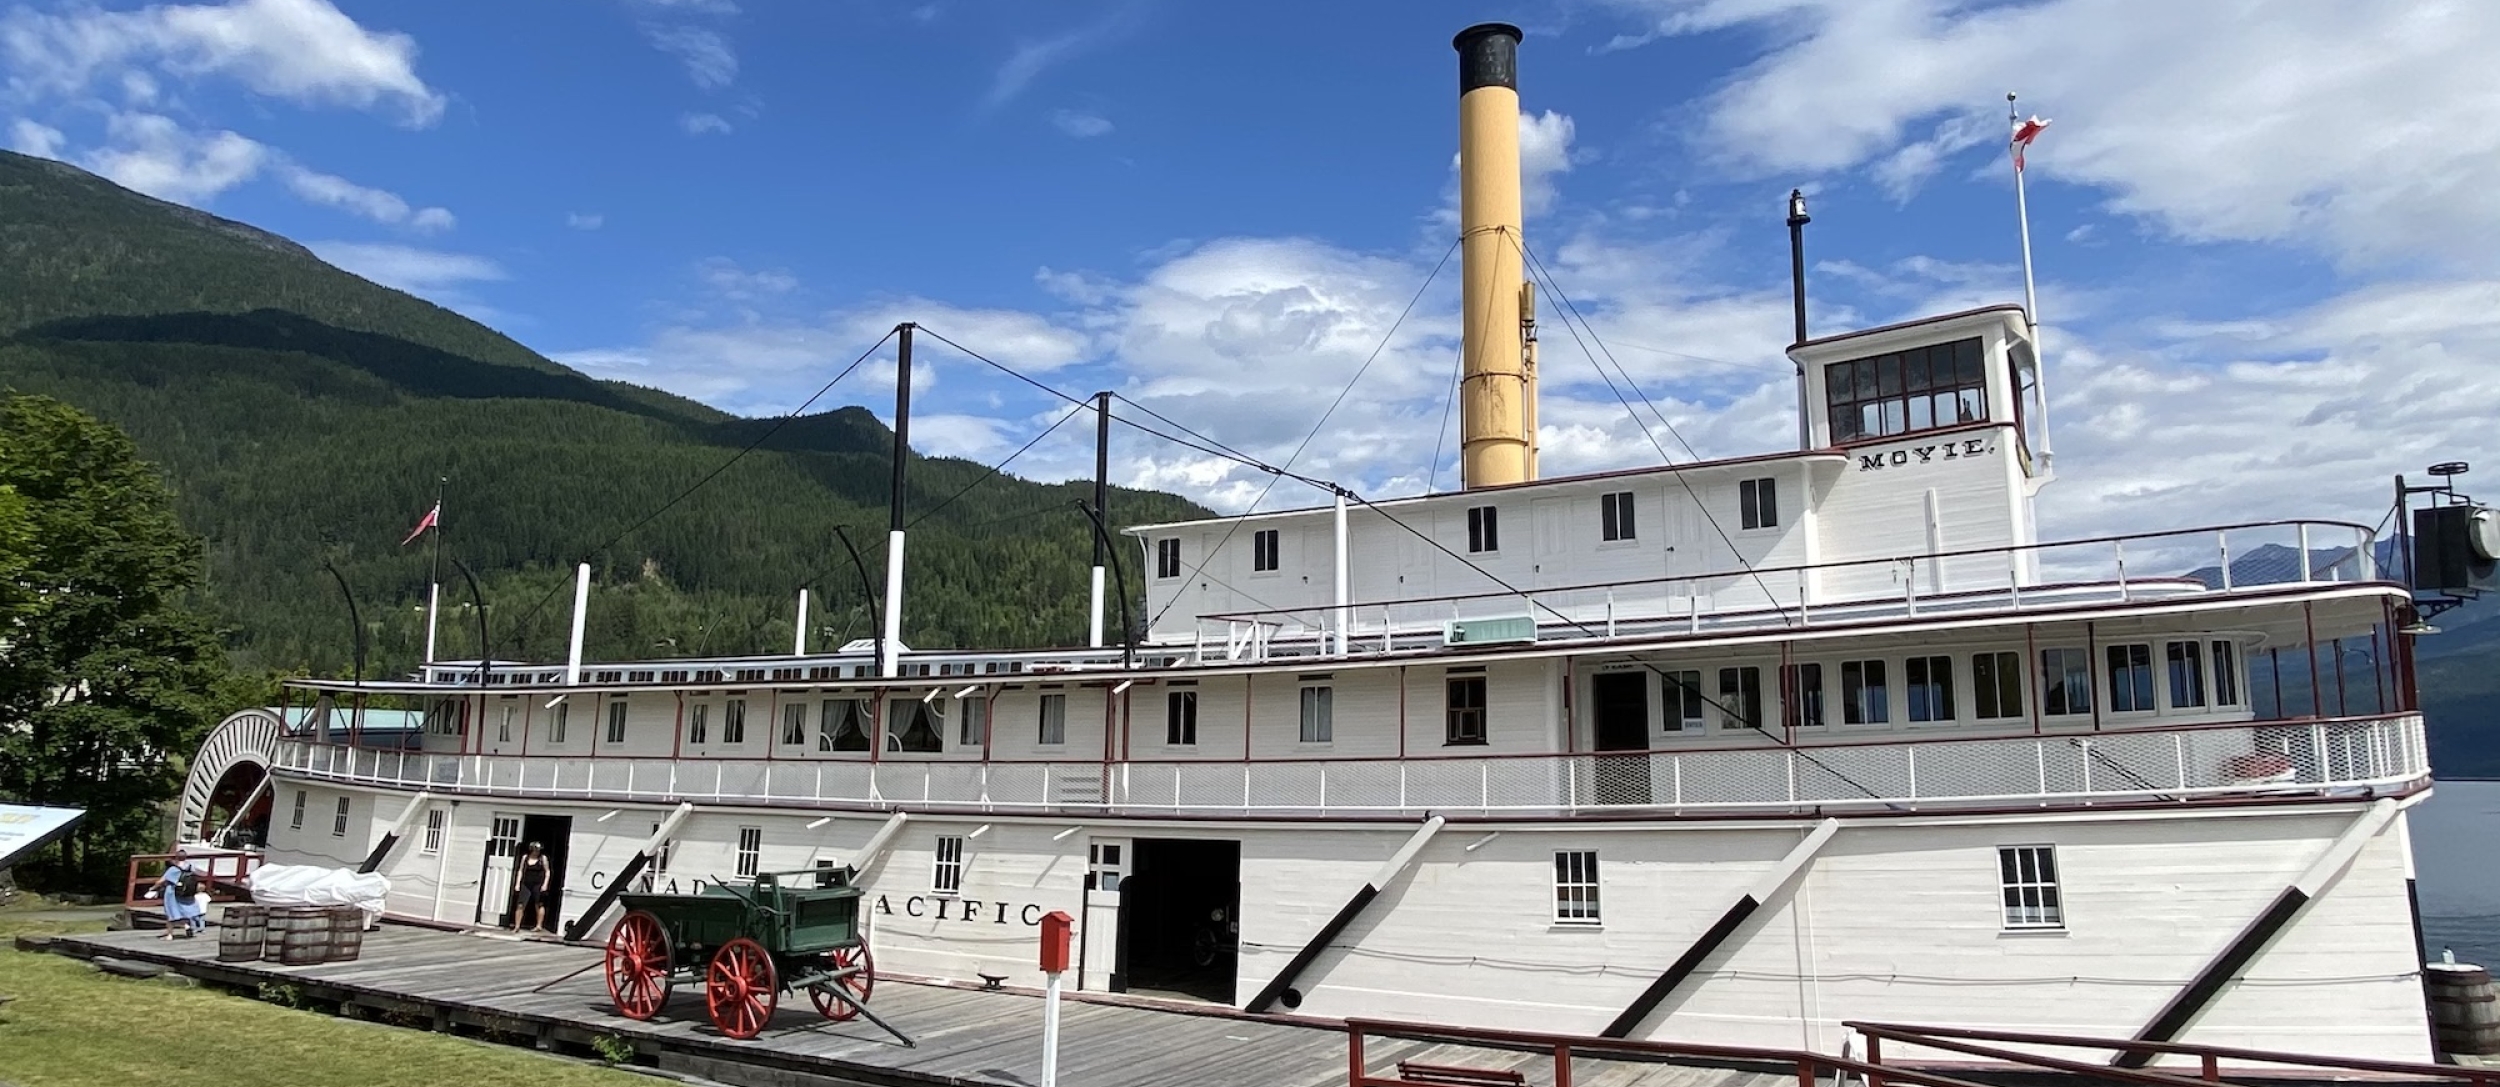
[[216, 905, 267, 962], [2428, 962, 2500, 1057], [265, 906, 330, 965], [326, 906, 365, 963]]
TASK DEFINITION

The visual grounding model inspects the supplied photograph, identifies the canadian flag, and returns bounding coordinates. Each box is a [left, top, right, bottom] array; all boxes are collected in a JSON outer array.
[[401, 501, 440, 546], [2011, 115, 2051, 171]]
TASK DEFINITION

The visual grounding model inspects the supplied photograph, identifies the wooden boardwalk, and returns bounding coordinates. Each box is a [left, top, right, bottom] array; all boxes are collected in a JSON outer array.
[[40, 924, 1800, 1087]]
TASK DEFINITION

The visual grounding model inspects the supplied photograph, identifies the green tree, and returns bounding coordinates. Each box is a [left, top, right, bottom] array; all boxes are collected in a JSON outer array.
[[0, 395, 229, 889]]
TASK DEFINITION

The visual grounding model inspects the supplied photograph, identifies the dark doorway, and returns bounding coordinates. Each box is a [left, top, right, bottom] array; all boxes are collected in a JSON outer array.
[[517, 814, 573, 935], [1118, 838, 1240, 1003], [1592, 671, 1653, 804]]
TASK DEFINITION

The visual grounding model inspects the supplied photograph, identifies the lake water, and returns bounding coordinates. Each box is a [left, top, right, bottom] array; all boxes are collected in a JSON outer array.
[[2414, 778, 2500, 967]]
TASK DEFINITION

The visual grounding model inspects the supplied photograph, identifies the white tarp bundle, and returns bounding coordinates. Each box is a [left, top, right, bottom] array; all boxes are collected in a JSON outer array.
[[246, 864, 389, 928]]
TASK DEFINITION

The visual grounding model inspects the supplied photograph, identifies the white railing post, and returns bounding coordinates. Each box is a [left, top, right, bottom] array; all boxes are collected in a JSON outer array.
[[2035, 742, 2048, 798], [1481, 763, 1490, 813], [2311, 720, 2328, 781], [2218, 531, 2233, 590], [2297, 523, 2313, 582], [1906, 747, 1918, 802], [2115, 540, 2130, 601], [2357, 525, 2376, 580], [2079, 740, 2093, 797], [2173, 734, 2188, 788], [1398, 763, 1408, 811], [1672, 756, 1683, 808], [1786, 751, 1798, 804]]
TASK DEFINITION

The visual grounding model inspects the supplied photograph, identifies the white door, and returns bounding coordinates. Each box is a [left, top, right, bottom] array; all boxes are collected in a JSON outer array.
[[1530, 496, 1571, 590], [1083, 838, 1129, 991], [477, 813, 521, 925], [1667, 495, 1715, 615]]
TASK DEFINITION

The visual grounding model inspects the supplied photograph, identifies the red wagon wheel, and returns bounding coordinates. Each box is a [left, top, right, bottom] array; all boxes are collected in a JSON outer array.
[[809, 944, 875, 1022], [705, 936, 779, 1040], [603, 910, 674, 1020]]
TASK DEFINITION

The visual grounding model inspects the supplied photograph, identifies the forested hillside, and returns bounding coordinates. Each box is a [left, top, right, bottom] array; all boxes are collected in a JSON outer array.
[[0, 149, 1210, 678]]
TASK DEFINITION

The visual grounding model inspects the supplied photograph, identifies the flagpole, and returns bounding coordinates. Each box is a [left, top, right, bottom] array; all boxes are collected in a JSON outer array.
[[2010, 91, 2054, 473], [424, 476, 444, 663]]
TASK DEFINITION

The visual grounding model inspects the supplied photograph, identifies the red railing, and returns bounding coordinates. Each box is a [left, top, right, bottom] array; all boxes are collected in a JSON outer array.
[[123, 849, 261, 909], [1848, 1021, 2496, 1086], [1347, 1018, 1997, 1087]]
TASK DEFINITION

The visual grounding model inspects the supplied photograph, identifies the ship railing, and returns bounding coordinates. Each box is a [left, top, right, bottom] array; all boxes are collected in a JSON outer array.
[[1190, 518, 2382, 663], [271, 712, 2424, 818]]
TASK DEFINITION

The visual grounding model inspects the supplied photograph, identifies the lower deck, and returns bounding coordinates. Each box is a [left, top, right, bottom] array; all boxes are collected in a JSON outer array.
[[37, 923, 1798, 1087]]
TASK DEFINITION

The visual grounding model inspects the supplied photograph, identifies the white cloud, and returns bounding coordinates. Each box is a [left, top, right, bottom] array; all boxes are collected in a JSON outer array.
[[78, 111, 267, 203], [279, 163, 451, 230], [0, 0, 446, 126], [643, 24, 737, 89], [985, 12, 1132, 109], [309, 241, 503, 293], [697, 257, 796, 301], [8, 117, 64, 158], [1610, 0, 2500, 269], [1050, 108, 1112, 139], [568, 212, 605, 230], [681, 112, 732, 135], [632, 0, 738, 13]]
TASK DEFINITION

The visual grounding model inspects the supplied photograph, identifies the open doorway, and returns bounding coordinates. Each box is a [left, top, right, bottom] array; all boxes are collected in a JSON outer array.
[[1592, 670, 1653, 804], [517, 814, 573, 935], [1118, 838, 1240, 1004]]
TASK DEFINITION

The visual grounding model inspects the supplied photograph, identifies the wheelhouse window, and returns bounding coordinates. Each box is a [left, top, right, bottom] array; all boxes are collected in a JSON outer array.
[[1155, 538, 1181, 579], [1253, 529, 1280, 572], [1554, 850, 1601, 923], [1782, 663, 1825, 728], [1842, 660, 1890, 724], [2212, 640, 2242, 707], [736, 826, 762, 878], [1826, 336, 1987, 442], [933, 835, 965, 895], [1999, 845, 2063, 929], [1166, 689, 1197, 745], [1663, 670, 1706, 732], [1973, 651, 2023, 720], [820, 698, 869, 752], [1600, 491, 1636, 542], [2165, 641, 2207, 708], [1038, 692, 1066, 745], [1739, 477, 1779, 530], [2107, 644, 2155, 713], [1906, 656, 1955, 722], [2041, 648, 2092, 716], [1718, 667, 1761, 730], [1466, 505, 1500, 553], [606, 700, 628, 743], [1445, 675, 1487, 744], [1299, 685, 1333, 744]]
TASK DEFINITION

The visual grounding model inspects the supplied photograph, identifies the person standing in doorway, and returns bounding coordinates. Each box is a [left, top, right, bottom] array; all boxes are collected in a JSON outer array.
[[511, 842, 550, 934]]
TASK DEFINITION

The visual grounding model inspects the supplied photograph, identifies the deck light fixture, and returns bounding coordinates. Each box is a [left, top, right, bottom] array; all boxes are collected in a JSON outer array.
[[969, 824, 992, 839], [1111, 679, 1134, 694], [806, 816, 833, 830], [1464, 832, 1501, 852], [597, 810, 619, 823], [1052, 826, 1084, 841], [953, 684, 981, 699]]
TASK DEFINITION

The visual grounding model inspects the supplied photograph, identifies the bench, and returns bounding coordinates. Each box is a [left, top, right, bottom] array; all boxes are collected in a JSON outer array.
[[1386, 1061, 1528, 1087]]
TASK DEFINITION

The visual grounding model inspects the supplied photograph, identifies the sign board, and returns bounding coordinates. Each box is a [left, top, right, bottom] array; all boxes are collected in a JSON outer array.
[[0, 804, 86, 869]]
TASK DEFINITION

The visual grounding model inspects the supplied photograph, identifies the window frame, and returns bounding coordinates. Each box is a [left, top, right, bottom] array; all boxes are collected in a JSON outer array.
[[2106, 643, 2156, 714], [819, 698, 869, 752], [1553, 850, 1601, 924], [1466, 505, 1500, 554], [1782, 662, 1825, 728], [1445, 675, 1488, 745], [1662, 669, 1706, 732], [290, 789, 307, 831], [1252, 528, 1281, 573], [2212, 639, 2242, 707], [1599, 491, 1637, 543], [933, 834, 966, 895], [1739, 477, 1780, 531], [1973, 650, 2024, 721], [549, 702, 569, 744], [1841, 659, 1890, 725], [958, 696, 989, 746], [735, 826, 762, 878], [1299, 684, 1334, 744], [331, 796, 350, 837], [1038, 692, 1067, 746], [1155, 538, 1182, 579], [1717, 666, 1761, 730], [2165, 640, 2208, 710], [1905, 655, 1956, 723], [780, 701, 807, 745], [721, 698, 748, 745], [689, 702, 711, 745], [2040, 647, 2093, 716], [1165, 689, 1198, 746], [1998, 844, 2064, 930], [421, 808, 444, 855], [605, 699, 628, 744], [1825, 336, 1989, 443]]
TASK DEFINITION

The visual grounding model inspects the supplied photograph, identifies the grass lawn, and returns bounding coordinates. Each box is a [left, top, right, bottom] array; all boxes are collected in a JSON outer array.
[[0, 898, 652, 1087]]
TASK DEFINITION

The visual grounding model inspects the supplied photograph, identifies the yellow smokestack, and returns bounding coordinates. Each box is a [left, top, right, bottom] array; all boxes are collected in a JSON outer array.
[[1454, 22, 1532, 489]]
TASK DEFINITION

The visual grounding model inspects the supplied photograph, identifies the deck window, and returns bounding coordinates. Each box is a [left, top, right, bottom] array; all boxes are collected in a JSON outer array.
[[1664, 670, 1706, 732], [781, 702, 807, 745], [290, 790, 305, 831], [549, 702, 568, 744], [1842, 660, 1890, 724], [1739, 478, 1779, 530], [958, 697, 988, 746], [1155, 538, 1181, 579], [332, 796, 349, 837], [421, 808, 443, 855], [1973, 651, 2023, 720], [498, 704, 514, 742], [1554, 850, 1601, 923], [2165, 641, 2207, 708], [689, 703, 711, 745], [1253, 529, 1280, 572], [1299, 685, 1334, 743], [1826, 336, 1987, 442], [934, 835, 965, 895], [891, 700, 943, 753], [722, 698, 748, 744], [1467, 506, 1499, 553], [2212, 640, 2242, 707], [1782, 663, 1825, 728], [736, 826, 761, 878], [2106, 644, 2156, 713], [1166, 690, 1198, 745], [1718, 667, 1761, 730], [2041, 648, 2092, 715], [606, 700, 628, 743], [820, 699, 869, 752], [1999, 845, 2063, 929], [1906, 656, 1955, 722], [1445, 676, 1487, 744], [1600, 491, 1636, 542], [1038, 693, 1066, 745]]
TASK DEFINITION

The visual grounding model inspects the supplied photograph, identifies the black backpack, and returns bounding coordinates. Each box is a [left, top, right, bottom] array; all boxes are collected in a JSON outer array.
[[174, 865, 201, 898]]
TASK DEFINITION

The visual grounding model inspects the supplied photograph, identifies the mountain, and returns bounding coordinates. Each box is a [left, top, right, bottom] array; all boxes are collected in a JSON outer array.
[[0, 149, 1212, 677]]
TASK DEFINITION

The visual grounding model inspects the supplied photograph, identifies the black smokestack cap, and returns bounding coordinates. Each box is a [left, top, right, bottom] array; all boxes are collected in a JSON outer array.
[[1454, 22, 1522, 95]]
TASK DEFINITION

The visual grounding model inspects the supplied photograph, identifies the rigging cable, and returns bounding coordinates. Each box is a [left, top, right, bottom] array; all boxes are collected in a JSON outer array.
[[1425, 345, 1464, 493], [906, 397, 1094, 530]]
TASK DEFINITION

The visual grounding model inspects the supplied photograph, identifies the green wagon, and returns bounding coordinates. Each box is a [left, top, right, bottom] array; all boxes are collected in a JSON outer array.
[[600, 866, 904, 1042]]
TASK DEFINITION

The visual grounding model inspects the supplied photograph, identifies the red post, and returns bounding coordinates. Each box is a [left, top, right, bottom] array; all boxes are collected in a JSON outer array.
[[1865, 1033, 1886, 1087], [1795, 1058, 1818, 1087], [2201, 1054, 2219, 1082], [1348, 1027, 1367, 1087], [1554, 1042, 1574, 1087], [1039, 910, 1074, 974]]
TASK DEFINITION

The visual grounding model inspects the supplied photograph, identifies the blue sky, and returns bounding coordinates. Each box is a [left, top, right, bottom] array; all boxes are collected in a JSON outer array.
[[6, 0, 2497, 544]]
